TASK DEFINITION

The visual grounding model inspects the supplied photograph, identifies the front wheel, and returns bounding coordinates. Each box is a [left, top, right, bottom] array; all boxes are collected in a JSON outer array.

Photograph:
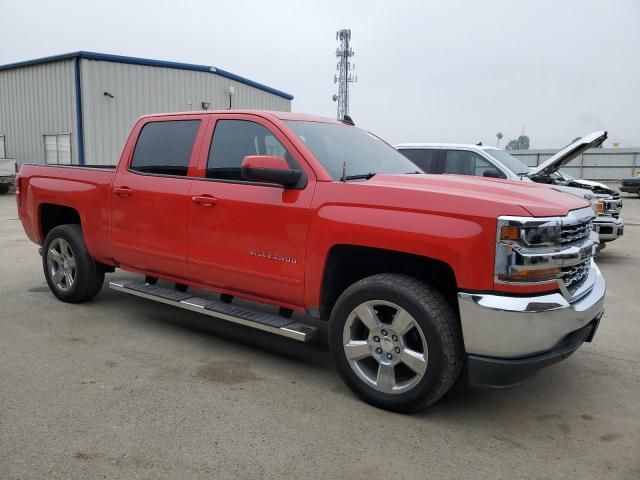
[[42, 225, 105, 303], [329, 274, 463, 412], [0, 184, 9, 194]]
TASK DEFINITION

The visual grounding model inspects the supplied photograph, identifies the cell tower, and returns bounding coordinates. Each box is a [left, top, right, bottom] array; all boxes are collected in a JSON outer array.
[[332, 29, 357, 120]]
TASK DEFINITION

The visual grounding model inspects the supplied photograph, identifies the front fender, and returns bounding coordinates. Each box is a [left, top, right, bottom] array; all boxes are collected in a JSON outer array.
[[304, 204, 495, 308]]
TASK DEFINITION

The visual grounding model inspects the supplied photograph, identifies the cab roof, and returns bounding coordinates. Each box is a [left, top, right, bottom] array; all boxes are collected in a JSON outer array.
[[141, 110, 344, 124]]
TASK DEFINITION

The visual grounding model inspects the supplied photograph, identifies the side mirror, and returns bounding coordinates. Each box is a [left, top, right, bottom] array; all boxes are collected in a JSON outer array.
[[483, 169, 503, 179], [529, 173, 553, 184], [241, 155, 302, 188]]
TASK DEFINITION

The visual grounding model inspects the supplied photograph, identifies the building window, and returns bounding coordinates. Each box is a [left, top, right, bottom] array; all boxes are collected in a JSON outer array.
[[0, 136, 5, 158], [44, 134, 72, 164]]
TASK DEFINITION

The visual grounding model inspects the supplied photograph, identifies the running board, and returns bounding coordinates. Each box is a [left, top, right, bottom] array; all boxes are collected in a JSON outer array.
[[108, 280, 318, 342]]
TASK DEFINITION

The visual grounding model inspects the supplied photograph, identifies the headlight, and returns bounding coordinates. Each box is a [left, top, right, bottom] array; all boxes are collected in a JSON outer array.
[[500, 223, 561, 247], [496, 217, 563, 283], [592, 199, 605, 215], [495, 208, 597, 286]]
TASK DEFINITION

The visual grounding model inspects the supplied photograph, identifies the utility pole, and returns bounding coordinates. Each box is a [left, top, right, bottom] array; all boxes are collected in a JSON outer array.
[[333, 29, 357, 120]]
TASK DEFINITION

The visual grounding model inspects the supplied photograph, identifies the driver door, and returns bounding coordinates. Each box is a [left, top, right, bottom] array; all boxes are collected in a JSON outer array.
[[187, 114, 315, 306]]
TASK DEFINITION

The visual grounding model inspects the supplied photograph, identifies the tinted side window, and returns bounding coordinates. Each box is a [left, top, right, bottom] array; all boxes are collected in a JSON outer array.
[[443, 150, 503, 178], [131, 120, 200, 176], [399, 149, 438, 173], [207, 120, 292, 181]]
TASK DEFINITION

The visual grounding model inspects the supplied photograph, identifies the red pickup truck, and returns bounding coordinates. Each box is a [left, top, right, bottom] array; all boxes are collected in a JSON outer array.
[[16, 110, 605, 411]]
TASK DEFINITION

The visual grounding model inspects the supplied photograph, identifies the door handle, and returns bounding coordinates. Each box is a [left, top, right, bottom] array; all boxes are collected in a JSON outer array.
[[192, 195, 218, 207], [113, 187, 133, 197]]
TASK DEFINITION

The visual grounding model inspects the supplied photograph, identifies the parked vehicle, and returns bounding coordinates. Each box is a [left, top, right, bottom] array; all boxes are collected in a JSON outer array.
[[621, 176, 640, 197], [16, 110, 605, 412], [397, 132, 624, 244], [550, 170, 619, 196], [0, 158, 16, 194]]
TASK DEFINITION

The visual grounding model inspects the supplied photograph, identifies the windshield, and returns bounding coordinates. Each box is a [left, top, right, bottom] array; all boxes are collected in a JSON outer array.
[[483, 149, 531, 176], [285, 121, 419, 180]]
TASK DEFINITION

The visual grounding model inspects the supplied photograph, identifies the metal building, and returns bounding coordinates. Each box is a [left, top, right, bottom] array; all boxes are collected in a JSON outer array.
[[0, 51, 293, 165], [508, 148, 640, 180]]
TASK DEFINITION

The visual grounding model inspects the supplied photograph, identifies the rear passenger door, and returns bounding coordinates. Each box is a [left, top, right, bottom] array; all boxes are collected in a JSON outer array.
[[110, 116, 207, 278], [398, 148, 440, 173], [442, 150, 505, 178]]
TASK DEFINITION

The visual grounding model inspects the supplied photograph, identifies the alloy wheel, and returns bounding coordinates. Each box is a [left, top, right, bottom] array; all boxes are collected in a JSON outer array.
[[46, 238, 76, 291], [342, 300, 428, 394]]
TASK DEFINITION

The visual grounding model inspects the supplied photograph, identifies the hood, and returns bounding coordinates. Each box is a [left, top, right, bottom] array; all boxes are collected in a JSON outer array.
[[367, 174, 589, 217], [528, 131, 607, 177], [548, 184, 599, 200]]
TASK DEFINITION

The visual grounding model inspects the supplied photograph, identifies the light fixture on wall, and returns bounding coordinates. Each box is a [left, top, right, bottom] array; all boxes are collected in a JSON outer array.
[[201, 101, 210, 110], [103, 91, 115, 99], [228, 85, 235, 109]]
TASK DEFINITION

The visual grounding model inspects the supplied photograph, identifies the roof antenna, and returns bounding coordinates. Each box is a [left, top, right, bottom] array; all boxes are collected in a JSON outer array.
[[341, 161, 347, 182], [342, 115, 355, 126]]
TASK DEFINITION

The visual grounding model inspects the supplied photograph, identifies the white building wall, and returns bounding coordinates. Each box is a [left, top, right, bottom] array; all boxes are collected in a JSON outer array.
[[80, 59, 291, 164], [0, 60, 78, 163]]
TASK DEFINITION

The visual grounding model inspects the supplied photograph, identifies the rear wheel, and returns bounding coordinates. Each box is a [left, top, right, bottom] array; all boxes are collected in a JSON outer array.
[[329, 273, 463, 412], [43, 225, 104, 303], [0, 185, 9, 194]]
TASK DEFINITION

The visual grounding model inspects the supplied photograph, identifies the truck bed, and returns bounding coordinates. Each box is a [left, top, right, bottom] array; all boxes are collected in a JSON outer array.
[[17, 163, 116, 263]]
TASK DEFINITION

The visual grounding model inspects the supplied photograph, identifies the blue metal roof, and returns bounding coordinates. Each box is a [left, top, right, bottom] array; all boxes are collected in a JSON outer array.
[[0, 51, 294, 100]]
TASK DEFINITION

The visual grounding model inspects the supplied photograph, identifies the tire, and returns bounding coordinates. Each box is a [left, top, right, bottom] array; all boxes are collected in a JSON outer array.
[[0, 184, 9, 194], [329, 273, 463, 412], [42, 224, 105, 303]]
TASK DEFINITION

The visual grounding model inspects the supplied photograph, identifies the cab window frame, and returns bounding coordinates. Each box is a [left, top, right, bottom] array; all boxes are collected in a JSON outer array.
[[200, 117, 308, 189], [127, 118, 203, 179]]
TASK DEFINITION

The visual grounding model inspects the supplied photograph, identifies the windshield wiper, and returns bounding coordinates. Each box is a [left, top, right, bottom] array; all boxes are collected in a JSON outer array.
[[342, 172, 377, 181]]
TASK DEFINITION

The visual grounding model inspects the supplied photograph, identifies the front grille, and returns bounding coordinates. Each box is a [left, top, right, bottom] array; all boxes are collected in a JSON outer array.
[[562, 260, 591, 293], [561, 219, 592, 245]]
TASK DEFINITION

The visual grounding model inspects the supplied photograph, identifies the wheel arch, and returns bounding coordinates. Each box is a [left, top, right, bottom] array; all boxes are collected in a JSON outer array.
[[39, 203, 82, 243], [319, 244, 458, 321]]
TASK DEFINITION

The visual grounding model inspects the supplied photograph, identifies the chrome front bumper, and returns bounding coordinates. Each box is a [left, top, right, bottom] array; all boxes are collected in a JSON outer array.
[[458, 263, 605, 358], [593, 216, 623, 242]]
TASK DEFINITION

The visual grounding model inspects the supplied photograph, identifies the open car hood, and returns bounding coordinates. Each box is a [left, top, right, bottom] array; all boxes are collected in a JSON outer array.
[[528, 131, 607, 177]]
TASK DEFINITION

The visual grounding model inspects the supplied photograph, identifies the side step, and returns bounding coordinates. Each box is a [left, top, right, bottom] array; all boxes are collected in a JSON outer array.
[[108, 280, 318, 342]]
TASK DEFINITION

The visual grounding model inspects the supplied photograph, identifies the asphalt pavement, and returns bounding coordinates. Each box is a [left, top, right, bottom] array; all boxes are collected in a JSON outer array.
[[1, 190, 639, 479]]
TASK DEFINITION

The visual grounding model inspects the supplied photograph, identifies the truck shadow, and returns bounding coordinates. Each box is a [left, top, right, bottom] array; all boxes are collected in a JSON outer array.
[[95, 275, 601, 417], [98, 275, 334, 372]]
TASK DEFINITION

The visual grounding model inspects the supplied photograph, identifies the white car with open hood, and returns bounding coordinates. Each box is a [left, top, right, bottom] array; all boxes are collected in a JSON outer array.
[[397, 131, 623, 245]]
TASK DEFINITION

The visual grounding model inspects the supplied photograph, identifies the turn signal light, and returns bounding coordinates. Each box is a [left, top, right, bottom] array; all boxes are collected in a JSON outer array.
[[498, 267, 561, 283], [500, 226, 520, 241], [594, 199, 605, 215]]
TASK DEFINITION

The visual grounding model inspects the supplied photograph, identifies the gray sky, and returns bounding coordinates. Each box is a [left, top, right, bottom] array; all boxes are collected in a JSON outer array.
[[1, 0, 639, 147]]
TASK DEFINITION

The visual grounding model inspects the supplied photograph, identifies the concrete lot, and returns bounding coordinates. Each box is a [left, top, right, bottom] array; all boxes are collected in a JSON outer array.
[[1, 190, 639, 480]]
